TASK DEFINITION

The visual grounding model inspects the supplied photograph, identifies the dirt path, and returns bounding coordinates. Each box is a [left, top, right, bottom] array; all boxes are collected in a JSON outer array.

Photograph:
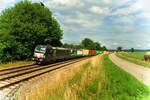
[[109, 53, 150, 86]]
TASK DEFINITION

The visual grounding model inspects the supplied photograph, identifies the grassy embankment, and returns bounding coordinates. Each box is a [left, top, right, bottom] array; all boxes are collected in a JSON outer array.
[[18, 55, 150, 100], [101, 54, 150, 100], [116, 52, 150, 68], [0, 61, 34, 69]]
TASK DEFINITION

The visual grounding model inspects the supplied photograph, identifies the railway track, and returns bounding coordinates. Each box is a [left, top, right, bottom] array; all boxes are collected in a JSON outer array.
[[0, 64, 35, 72], [0, 57, 90, 90]]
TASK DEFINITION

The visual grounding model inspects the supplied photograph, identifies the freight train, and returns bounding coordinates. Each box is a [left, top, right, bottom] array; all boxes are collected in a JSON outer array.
[[33, 45, 102, 64]]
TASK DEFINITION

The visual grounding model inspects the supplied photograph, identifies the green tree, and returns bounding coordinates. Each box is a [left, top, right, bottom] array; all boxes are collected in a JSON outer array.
[[0, 0, 63, 62], [131, 48, 134, 52], [81, 38, 94, 49], [63, 38, 106, 50], [117, 46, 122, 52], [102, 46, 107, 51], [94, 42, 101, 50]]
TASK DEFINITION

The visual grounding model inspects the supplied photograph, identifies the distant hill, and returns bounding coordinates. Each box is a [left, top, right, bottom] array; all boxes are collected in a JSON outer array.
[[134, 49, 150, 52], [108, 49, 150, 52]]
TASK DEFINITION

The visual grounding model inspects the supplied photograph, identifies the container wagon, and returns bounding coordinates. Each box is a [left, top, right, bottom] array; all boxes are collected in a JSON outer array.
[[96, 50, 102, 55], [89, 50, 96, 55], [76, 49, 83, 56], [82, 49, 89, 56]]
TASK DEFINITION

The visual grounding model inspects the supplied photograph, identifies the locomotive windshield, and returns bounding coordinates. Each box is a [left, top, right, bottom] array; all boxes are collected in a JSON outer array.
[[35, 45, 46, 53]]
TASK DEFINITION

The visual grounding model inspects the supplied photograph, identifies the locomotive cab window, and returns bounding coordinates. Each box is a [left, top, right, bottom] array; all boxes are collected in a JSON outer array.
[[35, 45, 46, 53]]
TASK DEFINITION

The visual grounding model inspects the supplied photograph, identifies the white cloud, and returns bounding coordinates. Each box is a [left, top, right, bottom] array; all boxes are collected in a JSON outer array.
[[101, 0, 111, 5], [135, 0, 150, 12], [112, 42, 118, 45], [87, 0, 130, 7], [90, 6, 110, 15], [112, 16, 134, 24], [112, 4, 139, 15], [113, 0, 150, 16], [0, 0, 15, 12], [66, 18, 100, 28], [45, 0, 84, 9], [59, 10, 103, 28], [111, 25, 135, 34], [110, 0, 130, 7], [133, 0, 150, 20], [136, 12, 150, 19]]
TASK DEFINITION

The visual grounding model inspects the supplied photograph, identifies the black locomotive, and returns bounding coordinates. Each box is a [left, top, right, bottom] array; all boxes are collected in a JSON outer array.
[[33, 45, 75, 64]]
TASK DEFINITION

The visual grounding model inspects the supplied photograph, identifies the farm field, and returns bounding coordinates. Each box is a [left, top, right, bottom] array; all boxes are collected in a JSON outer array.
[[118, 52, 146, 60], [18, 54, 150, 100], [116, 52, 150, 68]]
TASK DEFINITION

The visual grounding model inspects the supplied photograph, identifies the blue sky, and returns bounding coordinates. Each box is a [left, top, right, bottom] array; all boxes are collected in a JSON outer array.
[[0, 0, 150, 49]]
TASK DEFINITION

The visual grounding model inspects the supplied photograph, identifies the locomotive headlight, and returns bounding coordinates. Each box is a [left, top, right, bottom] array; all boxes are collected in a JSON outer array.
[[40, 54, 45, 59], [39, 59, 43, 61], [34, 53, 39, 58], [43, 55, 45, 58]]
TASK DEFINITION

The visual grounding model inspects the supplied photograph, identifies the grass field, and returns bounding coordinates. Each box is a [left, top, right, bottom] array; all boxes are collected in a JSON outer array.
[[119, 52, 146, 60], [116, 52, 150, 68], [17, 55, 150, 100]]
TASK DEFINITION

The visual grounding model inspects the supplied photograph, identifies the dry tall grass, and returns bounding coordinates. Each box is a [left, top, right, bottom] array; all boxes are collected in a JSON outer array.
[[16, 55, 103, 100]]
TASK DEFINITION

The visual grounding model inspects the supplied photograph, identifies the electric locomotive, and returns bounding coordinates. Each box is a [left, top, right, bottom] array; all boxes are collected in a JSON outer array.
[[33, 45, 75, 64]]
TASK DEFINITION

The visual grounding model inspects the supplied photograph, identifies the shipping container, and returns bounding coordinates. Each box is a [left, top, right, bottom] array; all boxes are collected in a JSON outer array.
[[89, 50, 96, 55], [96, 50, 102, 54], [77, 49, 83, 56], [82, 49, 89, 56], [71, 49, 77, 57], [102, 51, 110, 54]]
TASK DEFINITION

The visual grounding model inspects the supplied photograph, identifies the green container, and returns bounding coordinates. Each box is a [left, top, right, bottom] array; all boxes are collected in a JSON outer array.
[[71, 52, 77, 57], [96, 50, 102, 54]]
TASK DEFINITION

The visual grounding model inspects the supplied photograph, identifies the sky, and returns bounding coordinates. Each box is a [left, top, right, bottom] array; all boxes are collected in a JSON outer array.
[[0, 0, 150, 49]]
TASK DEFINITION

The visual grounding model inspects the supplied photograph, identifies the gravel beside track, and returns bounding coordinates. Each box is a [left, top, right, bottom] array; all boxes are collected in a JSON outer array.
[[0, 56, 91, 100], [109, 53, 150, 86]]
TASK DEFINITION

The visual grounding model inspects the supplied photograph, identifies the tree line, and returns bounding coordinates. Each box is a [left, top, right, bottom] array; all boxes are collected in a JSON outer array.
[[63, 38, 107, 50], [117, 46, 134, 52]]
